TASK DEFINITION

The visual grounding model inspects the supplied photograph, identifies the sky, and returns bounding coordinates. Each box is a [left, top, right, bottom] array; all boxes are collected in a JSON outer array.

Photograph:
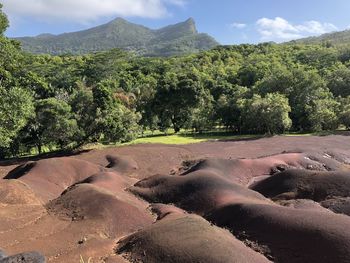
[[2, 0, 350, 44]]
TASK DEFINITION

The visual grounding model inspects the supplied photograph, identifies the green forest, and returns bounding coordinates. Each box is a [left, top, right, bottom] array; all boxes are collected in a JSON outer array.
[[1, 5, 350, 158]]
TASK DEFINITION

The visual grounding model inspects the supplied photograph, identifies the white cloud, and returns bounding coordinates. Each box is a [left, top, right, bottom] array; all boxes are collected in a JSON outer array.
[[164, 0, 186, 7], [256, 17, 338, 42], [230, 22, 247, 29], [2, 0, 186, 24]]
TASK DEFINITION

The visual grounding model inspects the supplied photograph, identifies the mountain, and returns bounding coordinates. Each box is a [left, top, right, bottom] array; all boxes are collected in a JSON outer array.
[[289, 29, 350, 46], [14, 18, 219, 57]]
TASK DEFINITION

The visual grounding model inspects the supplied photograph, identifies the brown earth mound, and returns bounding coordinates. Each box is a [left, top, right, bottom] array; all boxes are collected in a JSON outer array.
[[321, 197, 350, 215], [1, 136, 350, 262], [47, 183, 153, 238], [106, 155, 138, 175], [182, 153, 303, 175], [0, 180, 41, 205], [150, 203, 188, 220], [131, 153, 350, 263], [180, 152, 345, 185], [4, 157, 104, 202], [117, 211, 271, 263], [206, 203, 350, 263], [276, 199, 332, 212], [251, 169, 350, 201], [0, 156, 152, 262], [78, 171, 132, 194], [131, 171, 270, 216]]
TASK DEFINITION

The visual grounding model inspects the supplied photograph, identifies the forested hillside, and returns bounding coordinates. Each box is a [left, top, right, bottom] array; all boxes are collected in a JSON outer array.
[[1, 4, 350, 158], [291, 29, 350, 46], [14, 18, 219, 57]]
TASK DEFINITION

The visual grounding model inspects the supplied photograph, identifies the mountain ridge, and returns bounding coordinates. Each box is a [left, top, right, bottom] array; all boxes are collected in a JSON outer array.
[[289, 28, 350, 46], [14, 18, 219, 57]]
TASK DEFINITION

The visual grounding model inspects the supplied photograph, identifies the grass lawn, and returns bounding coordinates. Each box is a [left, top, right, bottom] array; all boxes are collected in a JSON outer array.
[[126, 134, 208, 145], [124, 132, 263, 145], [14, 130, 348, 158], [123, 129, 349, 146]]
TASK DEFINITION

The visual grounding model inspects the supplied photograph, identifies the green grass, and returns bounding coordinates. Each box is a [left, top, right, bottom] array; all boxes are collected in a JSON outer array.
[[284, 130, 348, 137], [125, 134, 208, 145], [79, 256, 92, 263], [83, 130, 341, 149], [123, 129, 349, 146], [12, 130, 348, 159], [283, 132, 314, 137], [124, 132, 262, 145]]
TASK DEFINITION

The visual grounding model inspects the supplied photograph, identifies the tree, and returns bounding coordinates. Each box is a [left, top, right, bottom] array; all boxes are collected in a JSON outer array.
[[153, 72, 204, 132], [215, 85, 248, 131], [326, 63, 350, 97], [92, 82, 114, 110], [264, 67, 333, 131], [339, 96, 350, 129], [3, 25, 350, 157], [0, 86, 34, 149], [255, 66, 335, 131], [69, 82, 97, 143], [26, 98, 78, 153], [237, 52, 280, 88], [18, 71, 52, 99], [98, 104, 140, 143], [0, 4, 23, 88], [296, 46, 338, 69], [134, 74, 158, 132], [305, 98, 340, 131], [255, 63, 293, 95], [0, 3, 9, 35], [83, 49, 129, 85], [240, 93, 292, 134], [286, 68, 338, 131], [191, 90, 215, 133], [92, 81, 140, 143]]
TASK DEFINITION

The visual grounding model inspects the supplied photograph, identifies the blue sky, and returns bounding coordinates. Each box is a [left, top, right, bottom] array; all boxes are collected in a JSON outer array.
[[3, 0, 350, 44]]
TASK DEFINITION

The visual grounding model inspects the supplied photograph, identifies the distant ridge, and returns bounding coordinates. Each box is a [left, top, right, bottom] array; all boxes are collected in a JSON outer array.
[[14, 18, 219, 57], [289, 29, 350, 46]]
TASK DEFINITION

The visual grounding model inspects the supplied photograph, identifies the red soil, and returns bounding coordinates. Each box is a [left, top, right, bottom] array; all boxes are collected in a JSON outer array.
[[207, 203, 350, 262], [117, 211, 271, 263], [0, 135, 349, 262]]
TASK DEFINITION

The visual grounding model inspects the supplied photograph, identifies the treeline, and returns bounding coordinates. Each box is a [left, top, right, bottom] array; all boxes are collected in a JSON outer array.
[[1, 5, 350, 157]]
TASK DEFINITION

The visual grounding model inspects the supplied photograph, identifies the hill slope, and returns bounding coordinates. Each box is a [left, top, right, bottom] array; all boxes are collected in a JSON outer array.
[[14, 18, 219, 56], [290, 29, 350, 46]]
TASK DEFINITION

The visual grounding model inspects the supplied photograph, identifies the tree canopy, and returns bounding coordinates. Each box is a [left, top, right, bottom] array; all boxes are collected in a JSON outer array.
[[1, 5, 350, 158]]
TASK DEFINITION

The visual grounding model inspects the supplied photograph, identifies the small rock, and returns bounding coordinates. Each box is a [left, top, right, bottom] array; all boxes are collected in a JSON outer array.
[[78, 237, 87, 245], [0, 251, 45, 263], [0, 250, 6, 259]]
